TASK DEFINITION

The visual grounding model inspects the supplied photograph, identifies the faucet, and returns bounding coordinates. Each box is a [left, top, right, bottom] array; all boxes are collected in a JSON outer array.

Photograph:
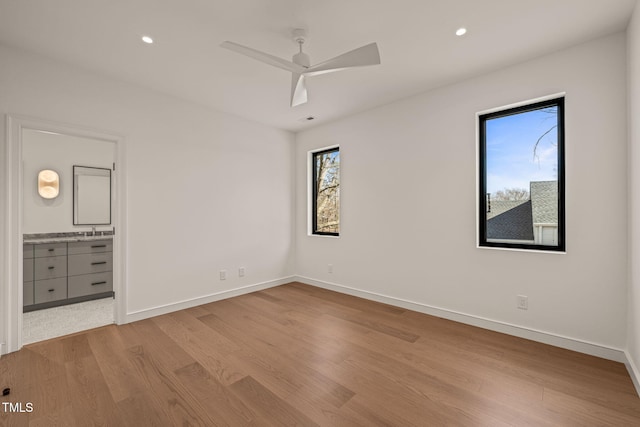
[[91, 226, 96, 236]]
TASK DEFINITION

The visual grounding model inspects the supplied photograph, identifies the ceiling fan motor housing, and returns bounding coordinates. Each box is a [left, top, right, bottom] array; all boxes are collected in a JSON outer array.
[[293, 51, 310, 67]]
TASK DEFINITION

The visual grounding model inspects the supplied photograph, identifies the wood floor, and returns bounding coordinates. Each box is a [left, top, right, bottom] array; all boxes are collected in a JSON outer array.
[[2, 282, 640, 426]]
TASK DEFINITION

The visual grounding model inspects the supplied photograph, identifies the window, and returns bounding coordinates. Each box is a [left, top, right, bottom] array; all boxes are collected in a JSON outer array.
[[312, 147, 340, 236], [478, 96, 565, 251]]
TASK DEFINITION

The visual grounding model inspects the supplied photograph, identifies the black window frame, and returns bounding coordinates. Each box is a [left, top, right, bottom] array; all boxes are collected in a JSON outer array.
[[312, 147, 340, 236], [478, 97, 565, 252]]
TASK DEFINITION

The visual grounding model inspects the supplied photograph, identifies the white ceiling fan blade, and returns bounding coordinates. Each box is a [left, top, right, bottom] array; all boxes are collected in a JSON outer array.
[[220, 41, 306, 74], [291, 73, 308, 107], [304, 42, 380, 77]]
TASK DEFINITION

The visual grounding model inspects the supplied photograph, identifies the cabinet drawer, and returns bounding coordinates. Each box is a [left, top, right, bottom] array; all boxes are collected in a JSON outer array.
[[68, 253, 112, 276], [23, 282, 34, 306], [34, 256, 67, 280], [34, 243, 67, 258], [34, 277, 67, 303], [24, 259, 34, 282], [68, 272, 112, 298], [68, 240, 112, 255], [24, 244, 34, 259]]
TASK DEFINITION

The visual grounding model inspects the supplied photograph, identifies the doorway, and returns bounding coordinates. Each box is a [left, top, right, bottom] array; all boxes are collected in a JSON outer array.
[[2, 115, 125, 353]]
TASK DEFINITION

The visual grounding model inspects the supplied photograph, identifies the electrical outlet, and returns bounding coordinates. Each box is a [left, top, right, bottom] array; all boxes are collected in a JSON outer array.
[[239, 267, 245, 277], [328, 264, 333, 273], [220, 270, 227, 280], [517, 295, 528, 310]]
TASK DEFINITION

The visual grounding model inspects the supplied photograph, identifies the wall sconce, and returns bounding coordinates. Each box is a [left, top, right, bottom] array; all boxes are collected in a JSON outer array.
[[38, 169, 60, 199]]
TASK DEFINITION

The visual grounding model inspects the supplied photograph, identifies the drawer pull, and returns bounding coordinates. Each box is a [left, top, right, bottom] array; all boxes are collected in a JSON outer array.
[[91, 281, 107, 286], [48, 248, 54, 252], [48, 289, 55, 292], [91, 245, 107, 249], [48, 266, 55, 270], [91, 261, 107, 265]]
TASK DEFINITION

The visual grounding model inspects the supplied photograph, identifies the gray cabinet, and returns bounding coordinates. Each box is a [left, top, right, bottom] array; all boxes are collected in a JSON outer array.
[[68, 240, 112, 255], [68, 241, 113, 299], [34, 255, 68, 280], [68, 272, 112, 298], [23, 244, 34, 306], [34, 277, 67, 304], [34, 242, 67, 258], [68, 253, 112, 276], [33, 242, 68, 305], [24, 239, 113, 311], [23, 282, 34, 306]]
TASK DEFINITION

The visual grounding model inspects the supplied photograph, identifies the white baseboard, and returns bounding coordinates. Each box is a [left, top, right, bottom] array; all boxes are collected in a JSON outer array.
[[295, 275, 627, 363], [625, 350, 640, 396], [124, 276, 295, 323]]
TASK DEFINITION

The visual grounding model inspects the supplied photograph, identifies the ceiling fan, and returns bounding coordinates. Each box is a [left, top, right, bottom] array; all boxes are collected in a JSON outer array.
[[221, 29, 381, 107]]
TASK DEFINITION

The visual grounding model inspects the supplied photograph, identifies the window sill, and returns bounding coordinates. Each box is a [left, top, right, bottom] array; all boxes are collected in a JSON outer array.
[[308, 233, 340, 239], [477, 245, 566, 255]]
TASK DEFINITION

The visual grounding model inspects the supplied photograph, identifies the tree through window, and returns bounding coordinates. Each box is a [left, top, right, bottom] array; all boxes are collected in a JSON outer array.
[[479, 97, 565, 251], [312, 147, 340, 236]]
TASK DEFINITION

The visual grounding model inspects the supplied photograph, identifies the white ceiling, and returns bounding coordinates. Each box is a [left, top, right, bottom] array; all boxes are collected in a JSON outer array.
[[0, 0, 637, 132]]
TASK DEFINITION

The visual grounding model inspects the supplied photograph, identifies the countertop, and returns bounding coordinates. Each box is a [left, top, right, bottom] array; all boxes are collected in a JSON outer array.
[[23, 232, 114, 244]]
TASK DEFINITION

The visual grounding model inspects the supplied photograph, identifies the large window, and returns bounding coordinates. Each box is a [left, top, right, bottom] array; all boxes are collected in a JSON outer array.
[[312, 147, 340, 236], [478, 96, 565, 251]]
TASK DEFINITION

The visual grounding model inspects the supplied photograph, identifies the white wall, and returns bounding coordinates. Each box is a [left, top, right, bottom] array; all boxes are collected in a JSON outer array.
[[0, 29, 633, 362], [296, 33, 629, 354], [0, 43, 295, 338], [628, 1, 640, 386], [22, 129, 115, 234]]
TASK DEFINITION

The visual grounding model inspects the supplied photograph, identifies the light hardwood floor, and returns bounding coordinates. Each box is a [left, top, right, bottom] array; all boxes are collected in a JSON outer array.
[[2, 282, 640, 426]]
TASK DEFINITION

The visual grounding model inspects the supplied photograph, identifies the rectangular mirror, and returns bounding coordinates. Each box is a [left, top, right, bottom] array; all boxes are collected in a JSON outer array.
[[73, 165, 111, 225]]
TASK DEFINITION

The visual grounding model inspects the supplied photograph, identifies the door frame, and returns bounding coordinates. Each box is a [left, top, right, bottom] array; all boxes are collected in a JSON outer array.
[[2, 114, 127, 354]]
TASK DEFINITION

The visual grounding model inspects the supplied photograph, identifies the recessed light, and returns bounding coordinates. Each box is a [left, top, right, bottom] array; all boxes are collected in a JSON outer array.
[[456, 28, 467, 36], [142, 36, 154, 44]]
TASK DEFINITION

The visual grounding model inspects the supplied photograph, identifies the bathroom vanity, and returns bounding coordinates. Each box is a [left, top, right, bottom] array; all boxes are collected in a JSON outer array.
[[21, 158, 115, 312], [23, 234, 113, 312]]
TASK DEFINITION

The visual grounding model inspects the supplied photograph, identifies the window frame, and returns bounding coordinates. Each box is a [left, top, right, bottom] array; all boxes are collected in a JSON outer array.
[[311, 146, 340, 237], [478, 96, 566, 252]]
